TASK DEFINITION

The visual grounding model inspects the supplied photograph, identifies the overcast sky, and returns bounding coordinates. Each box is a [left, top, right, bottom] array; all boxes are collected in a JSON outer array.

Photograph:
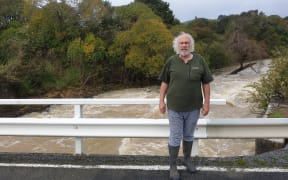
[[109, 0, 288, 22]]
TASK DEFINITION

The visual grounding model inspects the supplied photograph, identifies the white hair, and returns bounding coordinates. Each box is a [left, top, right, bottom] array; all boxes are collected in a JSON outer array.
[[173, 32, 195, 54]]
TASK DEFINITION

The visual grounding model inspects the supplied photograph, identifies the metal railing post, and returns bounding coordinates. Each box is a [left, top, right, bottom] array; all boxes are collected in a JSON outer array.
[[74, 105, 83, 154], [74, 104, 82, 118]]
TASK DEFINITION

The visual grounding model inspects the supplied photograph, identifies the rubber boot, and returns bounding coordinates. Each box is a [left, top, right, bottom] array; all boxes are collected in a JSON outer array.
[[168, 145, 180, 180], [182, 140, 196, 173]]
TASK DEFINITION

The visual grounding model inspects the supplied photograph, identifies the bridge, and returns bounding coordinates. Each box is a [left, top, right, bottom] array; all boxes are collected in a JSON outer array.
[[0, 98, 288, 179]]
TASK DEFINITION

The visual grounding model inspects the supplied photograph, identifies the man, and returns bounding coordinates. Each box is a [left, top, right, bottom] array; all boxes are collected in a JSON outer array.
[[158, 32, 213, 180]]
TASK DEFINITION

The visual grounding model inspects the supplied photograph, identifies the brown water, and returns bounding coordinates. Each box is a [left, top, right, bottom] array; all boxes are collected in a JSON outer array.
[[0, 60, 271, 157]]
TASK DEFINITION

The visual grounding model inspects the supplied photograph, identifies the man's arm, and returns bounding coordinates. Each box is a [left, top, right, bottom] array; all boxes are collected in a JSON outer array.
[[159, 82, 168, 114], [201, 83, 211, 116]]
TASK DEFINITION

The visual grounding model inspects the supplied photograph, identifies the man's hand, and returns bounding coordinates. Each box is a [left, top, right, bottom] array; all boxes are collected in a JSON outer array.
[[201, 103, 210, 116], [159, 101, 166, 114]]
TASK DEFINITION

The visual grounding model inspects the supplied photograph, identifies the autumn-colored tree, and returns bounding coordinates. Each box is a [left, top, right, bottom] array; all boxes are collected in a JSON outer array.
[[123, 18, 173, 78], [109, 2, 173, 83], [67, 32, 106, 86]]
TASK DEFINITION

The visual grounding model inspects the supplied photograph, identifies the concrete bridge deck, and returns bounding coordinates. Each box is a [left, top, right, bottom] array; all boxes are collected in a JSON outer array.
[[1, 146, 288, 180]]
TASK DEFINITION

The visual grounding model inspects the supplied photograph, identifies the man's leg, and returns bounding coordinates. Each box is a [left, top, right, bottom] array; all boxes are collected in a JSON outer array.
[[167, 109, 184, 179], [182, 109, 200, 173]]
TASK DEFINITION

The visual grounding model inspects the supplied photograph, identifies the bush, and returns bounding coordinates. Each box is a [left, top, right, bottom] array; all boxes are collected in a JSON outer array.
[[18, 62, 56, 96], [247, 48, 288, 113], [56, 67, 81, 89]]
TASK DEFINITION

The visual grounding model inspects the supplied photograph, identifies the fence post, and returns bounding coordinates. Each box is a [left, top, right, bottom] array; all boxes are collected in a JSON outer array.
[[74, 105, 83, 154]]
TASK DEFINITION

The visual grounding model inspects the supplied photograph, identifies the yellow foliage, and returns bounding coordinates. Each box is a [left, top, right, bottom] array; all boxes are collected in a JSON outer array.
[[124, 18, 173, 77]]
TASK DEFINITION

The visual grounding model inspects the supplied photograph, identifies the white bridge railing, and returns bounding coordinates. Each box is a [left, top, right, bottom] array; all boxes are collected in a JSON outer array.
[[0, 98, 287, 156]]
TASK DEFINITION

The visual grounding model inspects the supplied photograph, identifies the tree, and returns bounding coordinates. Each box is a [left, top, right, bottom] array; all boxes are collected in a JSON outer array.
[[0, 0, 24, 30], [258, 15, 288, 51], [134, 0, 179, 26], [23, 0, 41, 23], [0, 22, 26, 65], [67, 33, 106, 86], [206, 41, 230, 69], [66, 37, 84, 66], [27, 1, 80, 57], [122, 18, 173, 78], [109, 16, 173, 83], [226, 28, 268, 73], [78, 0, 110, 29], [113, 2, 161, 31], [108, 2, 167, 83]]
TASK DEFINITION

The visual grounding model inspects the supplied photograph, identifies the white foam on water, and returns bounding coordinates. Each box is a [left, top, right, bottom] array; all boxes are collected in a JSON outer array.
[[211, 60, 271, 108], [0, 140, 21, 148], [118, 138, 168, 156]]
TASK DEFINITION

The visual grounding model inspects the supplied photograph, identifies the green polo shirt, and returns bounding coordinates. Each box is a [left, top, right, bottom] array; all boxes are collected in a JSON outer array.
[[158, 53, 214, 112]]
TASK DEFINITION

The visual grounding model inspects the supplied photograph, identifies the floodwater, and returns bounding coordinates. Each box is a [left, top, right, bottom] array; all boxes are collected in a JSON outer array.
[[0, 60, 271, 157]]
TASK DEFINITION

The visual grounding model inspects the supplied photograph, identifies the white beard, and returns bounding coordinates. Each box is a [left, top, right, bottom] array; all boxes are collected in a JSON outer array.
[[179, 51, 190, 57]]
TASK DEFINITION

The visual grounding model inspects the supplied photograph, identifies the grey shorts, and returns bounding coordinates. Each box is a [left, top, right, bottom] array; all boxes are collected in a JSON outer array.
[[168, 109, 200, 146]]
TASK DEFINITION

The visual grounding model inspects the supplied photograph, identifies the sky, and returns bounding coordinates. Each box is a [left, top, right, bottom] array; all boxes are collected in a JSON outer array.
[[109, 0, 288, 22]]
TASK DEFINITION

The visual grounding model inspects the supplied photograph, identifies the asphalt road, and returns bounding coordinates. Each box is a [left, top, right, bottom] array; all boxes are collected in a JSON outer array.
[[1, 147, 288, 180], [1, 165, 288, 180]]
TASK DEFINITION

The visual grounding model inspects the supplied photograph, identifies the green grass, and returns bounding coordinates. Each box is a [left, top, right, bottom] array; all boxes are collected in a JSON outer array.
[[269, 111, 285, 118], [236, 159, 247, 167], [268, 107, 288, 118]]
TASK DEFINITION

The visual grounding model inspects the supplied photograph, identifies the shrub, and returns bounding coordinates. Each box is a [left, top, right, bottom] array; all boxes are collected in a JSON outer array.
[[247, 48, 288, 113]]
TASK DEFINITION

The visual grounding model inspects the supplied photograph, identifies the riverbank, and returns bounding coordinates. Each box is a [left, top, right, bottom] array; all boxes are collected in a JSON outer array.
[[269, 103, 288, 118]]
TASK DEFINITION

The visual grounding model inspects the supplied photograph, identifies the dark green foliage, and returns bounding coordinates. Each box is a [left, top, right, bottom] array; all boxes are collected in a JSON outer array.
[[27, 1, 80, 58], [135, 0, 180, 26], [206, 42, 231, 69], [0, 0, 23, 30]]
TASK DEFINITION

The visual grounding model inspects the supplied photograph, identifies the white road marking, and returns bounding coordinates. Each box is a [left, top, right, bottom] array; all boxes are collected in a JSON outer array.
[[0, 163, 287, 172]]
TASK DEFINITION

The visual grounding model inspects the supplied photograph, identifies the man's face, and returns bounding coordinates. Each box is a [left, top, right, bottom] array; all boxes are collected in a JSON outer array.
[[178, 35, 191, 57]]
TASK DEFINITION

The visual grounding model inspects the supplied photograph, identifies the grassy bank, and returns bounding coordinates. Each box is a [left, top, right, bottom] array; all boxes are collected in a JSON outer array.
[[269, 104, 288, 118]]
